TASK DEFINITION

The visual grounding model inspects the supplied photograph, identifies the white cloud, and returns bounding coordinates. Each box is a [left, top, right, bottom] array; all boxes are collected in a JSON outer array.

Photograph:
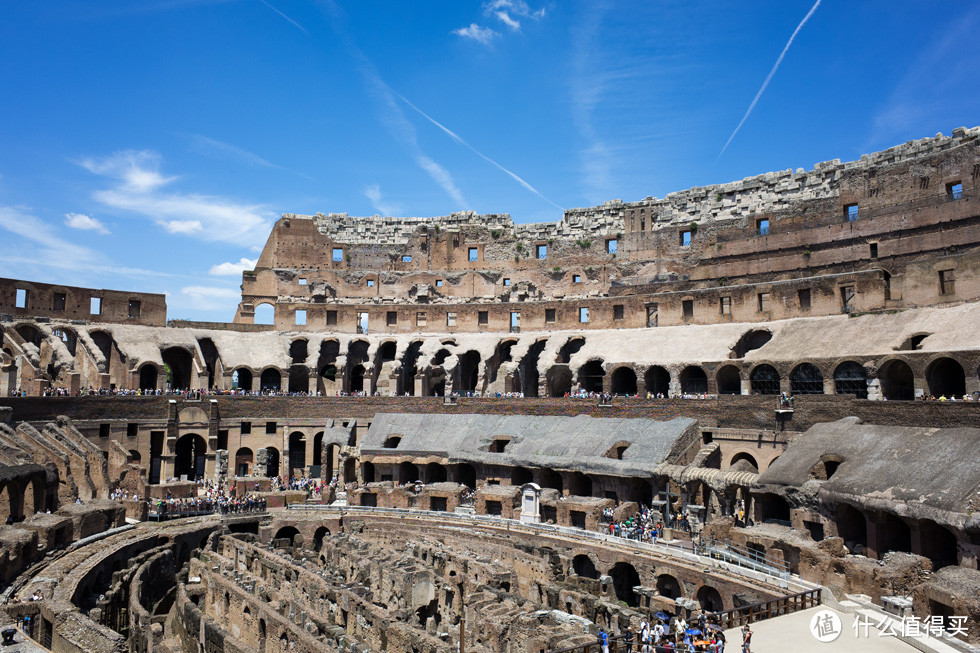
[[484, 0, 546, 26], [495, 11, 521, 31], [64, 212, 109, 234], [453, 23, 499, 45], [79, 150, 276, 248], [363, 184, 403, 217], [179, 285, 242, 310], [186, 133, 281, 169], [209, 257, 258, 276]]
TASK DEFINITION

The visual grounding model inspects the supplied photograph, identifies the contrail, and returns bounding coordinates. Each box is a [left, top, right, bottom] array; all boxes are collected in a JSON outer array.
[[394, 91, 565, 212], [257, 0, 310, 34], [717, 0, 821, 160]]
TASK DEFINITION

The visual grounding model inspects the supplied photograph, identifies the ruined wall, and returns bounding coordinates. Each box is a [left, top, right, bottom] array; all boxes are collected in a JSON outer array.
[[0, 277, 166, 327]]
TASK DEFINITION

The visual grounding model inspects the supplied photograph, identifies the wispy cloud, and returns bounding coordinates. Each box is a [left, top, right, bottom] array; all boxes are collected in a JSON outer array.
[[256, 0, 309, 34], [179, 285, 242, 309], [363, 184, 403, 216], [717, 0, 822, 160], [78, 150, 276, 248], [186, 133, 282, 169], [483, 0, 546, 31], [65, 212, 110, 234], [394, 92, 563, 211], [210, 257, 257, 276], [453, 23, 498, 45]]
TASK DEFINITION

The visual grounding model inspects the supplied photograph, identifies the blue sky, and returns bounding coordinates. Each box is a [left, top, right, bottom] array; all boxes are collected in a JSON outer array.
[[1, 0, 978, 322]]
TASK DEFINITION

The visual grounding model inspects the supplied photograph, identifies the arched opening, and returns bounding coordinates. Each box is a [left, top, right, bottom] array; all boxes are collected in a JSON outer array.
[[918, 520, 958, 570], [288, 432, 306, 477], [879, 359, 914, 400], [324, 443, 340, 480], [926, 357, 966, 398], [750, 364, 781, 395], [349, 364, 366, 393], [312, 431, 323, 468], [174, 433, 207, 480], [610, 367, 637, 395], [426, 463, 447, 483], [879, 513, 911, 555], [289, 339, 308, 364], [232, 368, 253, 392], [457, 350, 481, 393], [809, 455, 844, 480], [128, 449, 142, 463], [360, 460, 374, 483], [260, 368, 281, 391], [400, 341, 423, 396], [273, 526, 300, 546], [253, 303, 274, 325], [609, 562, 641, 607], [790, 363, 824, 395], [644, 365, 670, 396], [716, 365, 742, 394], [833, 361, 867, 398], [546, 365, 573, 397], [14, 324, 43, 347], [732, 329, 772, 358], [679, 366, 708, 394], [265, 447, 280, 477], [568, 472, 592, 497], [399, 462, 419, 484], [577, 359, 605, 394], [317, 340, 340, 386], [52, 328, 78, 357], [347, 340, 370, 393], [656, 574, 681, 600], [313, 526, 330, 552], [836, 503, 868, 551], [557, 337, 586, 364], [729, 452, 759, 473], [572, 554, 599, 580], [138, 364, 158, 391], [627, 478, 652, 505], [90, 330, 115, 368], [235, 448, 253, 477], [516, 339, 547, 397], [457, 463, 476, 489], [161, 347, 193, 390], [539, 468, 562, 492], [288, 366, 309, 393], [756, 492, 791, 524], [197, 338, 219, 388], [696, 585, 724, 612], [511, 467, 533, 486]]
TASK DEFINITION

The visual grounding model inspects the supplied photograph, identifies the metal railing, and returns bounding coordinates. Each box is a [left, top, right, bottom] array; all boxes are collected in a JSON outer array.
[[147, 499, 267, 521], [714, 588, 821, 629], [702, 538, 791, 578]]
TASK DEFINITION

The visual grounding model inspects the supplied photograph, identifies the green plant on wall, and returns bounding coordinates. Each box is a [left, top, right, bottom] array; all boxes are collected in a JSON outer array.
[[515, 242, 523, 252], [689, 222, 698, 236], [490, 229, 501, 239], [577, 239, 592, 249]]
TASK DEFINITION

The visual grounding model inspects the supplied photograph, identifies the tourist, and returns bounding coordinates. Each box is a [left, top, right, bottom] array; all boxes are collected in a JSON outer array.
[[741, 624, 752, 653]]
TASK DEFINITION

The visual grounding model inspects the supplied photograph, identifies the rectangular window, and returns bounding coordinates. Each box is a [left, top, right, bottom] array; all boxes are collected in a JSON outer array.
[[947, 181, 963, 200], [326, 310, 337, 326], [503, 278, 511, 286], [939, 269, 955, 295], [90, 297, 101, 315], [468, 247, 478, 261], [720, 296, 731, 315], [758, 292, 771, 312], [545, 308, 556, 323], [128, 299, 141, 318], [241, 421, 252, 435], [99, 423, 110, 438], [757, 218, 770, 236], [579, 307, 589, 323], [294, 309, 306, 325], [613, 304, 624, 320], [357, 312, 369, 334], [573, 274, 581, 283], [682, 299, 694, 319], [844, 203, 859, 221], [536, 244, 547, 259], [798, 288, 812, 310], [416, 311, 427, 327], [402, 255, 412, 262], [606, 238, 618, 254], [680, 230, 692, 246], [366, 279, 375, 287], [869, 243, 878, 258], [15, 288, 27, 308], [840, 285, 855, 312], [646, 303, 658, 327], [446, 312, 457, 327], [297, 277, 307, 285], [510, 311, 520, 332], [436, 279, 443, 287], [53, 292, 66, 311], [332, 248, 343, 262], [127, 423, 138, 437], [265, 421, 277, 434], [386, 311, 397, 326], [478, 310, 488, 325]]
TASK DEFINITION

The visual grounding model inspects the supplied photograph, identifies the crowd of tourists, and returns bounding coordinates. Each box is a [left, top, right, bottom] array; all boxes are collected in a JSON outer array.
[[600, 506, 700, 542], [596, 611, 738, 653], [149, 494, 267, 520]]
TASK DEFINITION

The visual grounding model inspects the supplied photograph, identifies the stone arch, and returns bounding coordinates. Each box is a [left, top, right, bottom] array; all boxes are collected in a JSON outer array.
[[732, 329, 772, 358], [716, 364, 742, 395], [572, 553, 599, 579], [253, 302, 274, 325], [918, 520, 958, 570], [557, 336, 586, 363], [512, 466, 533, 486], [538, 468, 562, 492], [879, 512, 911, 554], [756, 492, 790, 523], [138, 363, 159, 391], [312, 431, 323, 468], [750, 364, 780, 395], [457, 350, 481, 393], [577, 359, 605, 394], [515, 336, 546, 398], [265, 447, 280, 478], [609, 562, 641, 607], [235, 448, 254, 476], [174, 433, 207, 480], [274, 526, 300, 546], [926, 357, 966, 398], [287, 366, 309, 393], [546, 365, 573, 397], [89, 330, 115, 370], [289, 338, 308, 364], [161, 347, 194, 390], [349, 364, 367, 393], [878, 358, 914, 400], [696, 585, 724, 612], [313, 526, 331, 551], [610, 366, 637, 395], [644, 365, 670, 396], [790, 363, 824, 395], [259, 367, 282, 391], [836, 503, 867, 550], [52, 326, 78, 357], [729, 452, 759, 473], [679, 365, 708, 394], [288, 432, 306, 477], [399, 462, 419, 484], [568, 472, 592, 497], [426, 462, 447, 483], [833, 361, 867, 398], [128, 449, 142, 463], [232, 367, 253, 392], [655, 573, 682, 599], [457, 463, 476, 489]]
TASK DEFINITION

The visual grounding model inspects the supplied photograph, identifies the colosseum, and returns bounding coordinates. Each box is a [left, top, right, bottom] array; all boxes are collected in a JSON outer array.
[[0, 128, 978, 652]]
